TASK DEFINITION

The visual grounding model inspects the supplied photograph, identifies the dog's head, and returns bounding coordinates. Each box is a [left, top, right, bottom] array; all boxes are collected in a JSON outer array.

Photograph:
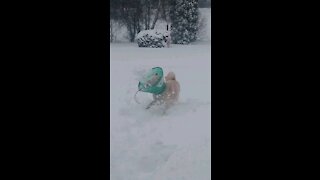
[[146, 73, 160, 86], [165, 72, 176, 81]]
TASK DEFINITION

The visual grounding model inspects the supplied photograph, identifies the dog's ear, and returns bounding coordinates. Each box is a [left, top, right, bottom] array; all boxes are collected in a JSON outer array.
[[167, 72, 176, 80]]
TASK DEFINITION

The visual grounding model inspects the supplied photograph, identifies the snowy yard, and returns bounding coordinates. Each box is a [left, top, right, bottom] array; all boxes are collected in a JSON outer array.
[[110, 41, 211, 180], [110, 7, 211, 180]]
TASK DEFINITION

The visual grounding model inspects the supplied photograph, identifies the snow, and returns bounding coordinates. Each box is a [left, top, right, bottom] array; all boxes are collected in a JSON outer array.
[[110, 8, 211, 180], [136, 30, 169, 40], [136, 30, 169, 48], [110, 41, 211, 180]]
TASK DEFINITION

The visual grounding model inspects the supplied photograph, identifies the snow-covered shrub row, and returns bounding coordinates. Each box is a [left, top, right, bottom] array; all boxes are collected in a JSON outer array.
[[136, 30, 169, 48]]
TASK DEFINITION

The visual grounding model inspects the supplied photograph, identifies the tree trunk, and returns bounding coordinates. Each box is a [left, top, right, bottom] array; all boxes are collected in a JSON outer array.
[[151, 0, 161, 29], [144, 8, 148, 30], [147, 3, 151, 29]]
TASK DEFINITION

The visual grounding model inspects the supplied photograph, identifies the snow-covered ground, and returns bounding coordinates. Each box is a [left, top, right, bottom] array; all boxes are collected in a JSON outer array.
[[110, 8, 211, 180]]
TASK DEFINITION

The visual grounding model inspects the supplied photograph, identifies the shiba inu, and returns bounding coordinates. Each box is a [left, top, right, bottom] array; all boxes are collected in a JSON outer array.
[[146, 71, 180, 113]]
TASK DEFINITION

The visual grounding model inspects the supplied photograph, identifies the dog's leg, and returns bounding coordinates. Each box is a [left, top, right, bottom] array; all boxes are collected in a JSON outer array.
[[146, 94, 163, 109], [146, 100, 157, 109], [162, 106, 168, 115], [162, 101, 172, 115]]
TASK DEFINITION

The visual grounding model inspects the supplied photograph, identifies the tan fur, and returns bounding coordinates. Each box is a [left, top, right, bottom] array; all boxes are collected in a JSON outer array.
[[149, 72, 180, 113]]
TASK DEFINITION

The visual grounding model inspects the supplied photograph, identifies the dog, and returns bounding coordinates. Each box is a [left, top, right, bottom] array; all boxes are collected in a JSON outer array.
[[146, 72, 180, 113]]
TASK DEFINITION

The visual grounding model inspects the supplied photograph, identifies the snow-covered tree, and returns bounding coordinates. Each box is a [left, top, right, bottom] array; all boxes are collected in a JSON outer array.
[[169, 0, 199, 44]]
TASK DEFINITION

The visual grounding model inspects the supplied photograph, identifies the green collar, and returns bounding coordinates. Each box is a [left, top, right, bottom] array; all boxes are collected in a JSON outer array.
[[138, 67, 166, 95], [138, 81, 166, 94]]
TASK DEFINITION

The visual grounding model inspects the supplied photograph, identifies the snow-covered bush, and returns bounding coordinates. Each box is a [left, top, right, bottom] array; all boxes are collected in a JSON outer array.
[[136, 30, 169, 48]]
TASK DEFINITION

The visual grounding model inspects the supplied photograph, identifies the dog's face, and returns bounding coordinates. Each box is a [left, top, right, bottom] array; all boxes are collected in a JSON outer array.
[[146, 73, 160, 86]]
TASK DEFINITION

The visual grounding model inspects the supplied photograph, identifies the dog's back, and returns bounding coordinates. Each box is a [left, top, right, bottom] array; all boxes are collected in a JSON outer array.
[[160, 72, 180, 104], [164, 79, 180, 102]]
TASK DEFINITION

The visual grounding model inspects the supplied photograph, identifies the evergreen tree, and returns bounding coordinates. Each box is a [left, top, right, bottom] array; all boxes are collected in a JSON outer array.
[[169, 0, 199, 44]]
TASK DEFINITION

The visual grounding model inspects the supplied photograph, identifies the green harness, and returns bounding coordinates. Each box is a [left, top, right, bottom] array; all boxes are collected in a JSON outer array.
[[134, 67, 166, 104]]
